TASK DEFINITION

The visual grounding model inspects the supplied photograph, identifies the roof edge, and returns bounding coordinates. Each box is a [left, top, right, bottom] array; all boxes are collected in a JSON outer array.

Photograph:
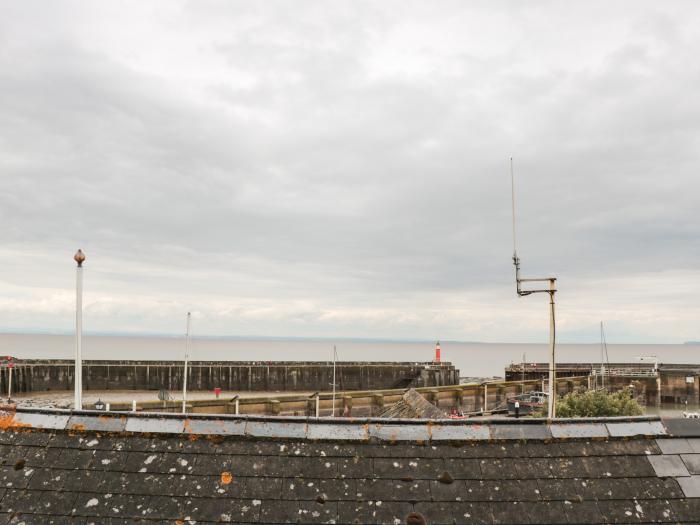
[[0, 406, 684, 442]]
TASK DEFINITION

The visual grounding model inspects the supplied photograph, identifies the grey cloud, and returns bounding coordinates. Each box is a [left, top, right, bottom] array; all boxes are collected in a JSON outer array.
[[0, 1, 699, 341]]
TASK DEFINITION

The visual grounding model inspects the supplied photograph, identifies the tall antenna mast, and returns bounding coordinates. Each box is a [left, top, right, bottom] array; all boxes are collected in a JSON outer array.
[[182, 312, 191, 414], [510, 158, 559, 419], [511, 157, 517, 258], [331, 345, 337, 417]]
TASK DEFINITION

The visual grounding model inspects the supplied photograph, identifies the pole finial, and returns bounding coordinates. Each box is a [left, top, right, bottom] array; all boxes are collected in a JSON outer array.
[[74, 249, 86, 267]]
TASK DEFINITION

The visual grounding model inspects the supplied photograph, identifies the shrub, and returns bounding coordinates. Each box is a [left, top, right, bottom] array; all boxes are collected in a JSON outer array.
[[556, 387, 643, 418]]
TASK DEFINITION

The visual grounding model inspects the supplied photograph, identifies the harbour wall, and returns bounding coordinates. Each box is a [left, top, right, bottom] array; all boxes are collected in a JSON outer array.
[[127, 375, 589, 416], [505, 362, 700, 405], [0, 360, 459, 393]]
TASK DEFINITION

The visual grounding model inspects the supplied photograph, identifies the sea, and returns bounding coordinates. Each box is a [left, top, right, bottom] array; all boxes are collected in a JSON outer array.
[[1, 333, 698, 379]]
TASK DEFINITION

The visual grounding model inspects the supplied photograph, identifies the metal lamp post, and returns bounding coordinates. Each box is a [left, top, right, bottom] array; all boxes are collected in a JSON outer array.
[[510, 160, 558, 418], [74, 249, 85, 410]]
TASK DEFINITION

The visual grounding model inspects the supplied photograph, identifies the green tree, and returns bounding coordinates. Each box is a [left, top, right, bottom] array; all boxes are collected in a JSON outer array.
[[555, 388, 644, 418]]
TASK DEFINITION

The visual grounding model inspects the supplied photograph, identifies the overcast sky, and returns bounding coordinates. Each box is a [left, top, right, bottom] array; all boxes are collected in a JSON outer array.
[[1, 1, 699, 343]]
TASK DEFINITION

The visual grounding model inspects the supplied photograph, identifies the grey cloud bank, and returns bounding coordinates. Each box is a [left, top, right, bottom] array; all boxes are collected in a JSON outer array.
[[0, 1, 699, 343]]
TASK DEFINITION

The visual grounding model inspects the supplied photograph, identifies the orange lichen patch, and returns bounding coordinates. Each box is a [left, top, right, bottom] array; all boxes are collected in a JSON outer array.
[[98, 415, 123, 422], [220, 471, 233, 485], [70, 424, 86, 431], [175, 521, 185, 525], [183, 420, 192, 433], [0, 412, 30, 430]]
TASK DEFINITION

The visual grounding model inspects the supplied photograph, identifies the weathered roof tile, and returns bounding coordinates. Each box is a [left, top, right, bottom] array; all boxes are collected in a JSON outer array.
[[443, 457, 482, 479], [525, 501, 572, 524], [306, 423, 369, 441], [676, 475, 700, 498], [245, 419, 307, 439], [648, 454, 691, 478], [680, 453, 700, 475], [656, 437, 694, 455], [399, 501, 466, 525], [549, 422, 608, 439], [53, 448, 96, 470], [481, 458, 521, 479], [491, 500, 537, 524], [663, 417, 700, 437], [372, 457, 445, 480], [638, 476, 684, 499], [598, 498, 675, 523], [606, 420, 667, 438], [72, 492, 151, 518], [492, 423, 552, 441], [124, 416, 184, 434], [182, 417, 245, 436], [283, 477, 355, 501], [368, 423, 431, 442], [68, 414, 127, 433], [261, 499, 337, 523], [0, 410, 697, 524], [337, 455, 372, 479], [10, 411, 70, 430], [429, 424, 490, 441]]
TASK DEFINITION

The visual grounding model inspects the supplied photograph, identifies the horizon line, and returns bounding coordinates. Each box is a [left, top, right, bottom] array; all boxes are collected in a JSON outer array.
[[0, 329, 696, 346]]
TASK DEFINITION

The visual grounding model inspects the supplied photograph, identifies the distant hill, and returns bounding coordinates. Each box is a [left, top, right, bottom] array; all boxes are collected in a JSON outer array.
[[684, 341, 700, 345]]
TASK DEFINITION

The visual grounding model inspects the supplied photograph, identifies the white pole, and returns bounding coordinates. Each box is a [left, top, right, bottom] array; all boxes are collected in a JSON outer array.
[[132, 400, 137, 412], [315, 394, 320, 417], [235, 397, 240, 415], [548, 279, 556, 419], [332, 345, 337, 417], [74, 249, 85, 411], [7, 366, 12, 402], [600, 322, 605, 390], [182, 312, 191, 414]]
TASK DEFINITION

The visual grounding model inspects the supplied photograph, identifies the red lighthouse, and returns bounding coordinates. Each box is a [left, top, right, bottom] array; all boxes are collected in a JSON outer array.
[[434, 341, 441, 363]]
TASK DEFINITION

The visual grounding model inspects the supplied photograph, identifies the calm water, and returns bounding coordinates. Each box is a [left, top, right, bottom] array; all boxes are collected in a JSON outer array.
[[1, 333, 698, 379]]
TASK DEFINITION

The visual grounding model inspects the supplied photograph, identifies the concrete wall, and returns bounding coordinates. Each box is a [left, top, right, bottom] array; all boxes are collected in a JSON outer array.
[[0, 360, 459, 393], [116, 376, 589, 416], [505, 362, 700, 406]]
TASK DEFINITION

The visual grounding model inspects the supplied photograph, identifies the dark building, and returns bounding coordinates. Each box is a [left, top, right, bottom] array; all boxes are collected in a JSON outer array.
[[0, 407, 699, 523]]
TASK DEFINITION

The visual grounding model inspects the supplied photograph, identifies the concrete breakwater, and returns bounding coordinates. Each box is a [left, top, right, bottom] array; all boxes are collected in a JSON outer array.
[[0, 359, 459, 393]]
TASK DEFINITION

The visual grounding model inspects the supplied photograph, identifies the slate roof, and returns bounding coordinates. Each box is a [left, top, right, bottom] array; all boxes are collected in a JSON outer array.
[[375, 389, 445, 419], [0, 407, 699, 524]]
